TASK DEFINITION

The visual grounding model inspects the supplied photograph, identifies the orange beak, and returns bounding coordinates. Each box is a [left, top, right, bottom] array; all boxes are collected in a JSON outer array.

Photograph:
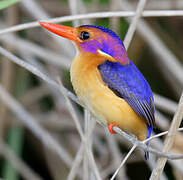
[[39, 22, 80, 42]]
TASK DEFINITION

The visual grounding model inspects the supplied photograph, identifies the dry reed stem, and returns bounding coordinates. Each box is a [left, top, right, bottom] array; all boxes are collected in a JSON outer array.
[[110, 144, 137, 180], [150, 92, 183, 179], [106, 134, 127, 180], [124, 0, 147, 49], [0, 84, 73, 167], [21, 0, 74, 57], [83, 110, 90, 180], [57, 79, 84, 140], [57, 80, 101, 179], [1, 10, 183, 35], [114, 126, 183, 160], [0, 34, 70, 68], [0, 46, 80, 105], [67, 145, 84, 180]]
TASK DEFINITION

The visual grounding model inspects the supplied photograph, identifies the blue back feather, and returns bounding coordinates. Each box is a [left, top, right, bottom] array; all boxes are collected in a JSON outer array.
[[98, 60, 155, 127]]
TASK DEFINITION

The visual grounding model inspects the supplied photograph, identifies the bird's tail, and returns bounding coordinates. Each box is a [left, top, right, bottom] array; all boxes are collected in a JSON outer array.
[[144, 125, 153, 160]]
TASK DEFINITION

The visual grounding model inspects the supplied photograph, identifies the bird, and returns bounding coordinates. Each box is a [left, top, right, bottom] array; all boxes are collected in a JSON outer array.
[[40, 22, 155, 159]]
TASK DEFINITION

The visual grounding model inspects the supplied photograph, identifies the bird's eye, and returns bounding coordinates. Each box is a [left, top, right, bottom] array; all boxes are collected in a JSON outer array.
[[79, 31, 90, 40]]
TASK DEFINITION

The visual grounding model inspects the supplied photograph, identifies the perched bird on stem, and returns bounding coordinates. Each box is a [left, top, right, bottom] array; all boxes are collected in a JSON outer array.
[[40, 22, 155, 159]]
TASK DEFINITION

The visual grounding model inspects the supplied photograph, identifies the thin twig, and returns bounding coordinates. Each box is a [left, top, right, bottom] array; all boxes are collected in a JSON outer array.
[[83, 110, 90, 180], [113, 126, 183, 160], [67, 145, 84, 180], [0, 34, 70, 68], [106, 132, 127, 180], [57, 79, 84, 139], [1, 10, 183, 35], [150, 92, 183, 180], [21, 0, 74, 57], [0, 46, 80, 105], [57, 79, 101, 179], [85, 144, 102, 180], [124, 0, 147, 49], [0, 84, 73, 168], [110, 144, 137, 180]]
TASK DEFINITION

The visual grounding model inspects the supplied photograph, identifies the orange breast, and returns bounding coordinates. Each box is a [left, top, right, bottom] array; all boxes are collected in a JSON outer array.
[[70, 53, 147, 140]]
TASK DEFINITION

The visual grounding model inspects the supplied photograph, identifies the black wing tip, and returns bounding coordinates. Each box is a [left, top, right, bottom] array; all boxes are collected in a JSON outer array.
[[145, 151, 149, 160], [141, 100, 156, 127]]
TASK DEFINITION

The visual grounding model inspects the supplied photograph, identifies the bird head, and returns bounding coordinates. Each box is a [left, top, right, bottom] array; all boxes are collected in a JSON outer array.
[[39, 22, 130, 65]]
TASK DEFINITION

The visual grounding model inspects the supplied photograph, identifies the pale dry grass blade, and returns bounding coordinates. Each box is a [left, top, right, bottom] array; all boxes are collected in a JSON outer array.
[[106, 134, 128, 180], [83, 110, 90, 180], [67, 145, 84, 180], [83, 112, 97, 180], [85, 145, 102, 180], [58, 81, 101, 179], [0, 34, 70, 68], [0, 84, 73, 167], [57, 79, 84, 140], [144, 139, 168, 180], [0, 46, 80, 105], [58, 78, 101, 179]]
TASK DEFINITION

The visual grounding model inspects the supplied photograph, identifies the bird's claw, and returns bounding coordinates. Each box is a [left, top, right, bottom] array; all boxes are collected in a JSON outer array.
[[108, 123, 117, 134]]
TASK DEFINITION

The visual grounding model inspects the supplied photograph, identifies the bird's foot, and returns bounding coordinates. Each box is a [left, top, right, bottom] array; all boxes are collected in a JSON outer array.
[[108, 123, 117, 134]]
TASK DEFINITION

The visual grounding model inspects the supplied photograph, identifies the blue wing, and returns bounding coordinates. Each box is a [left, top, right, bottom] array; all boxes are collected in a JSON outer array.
[[98, 60, 155, 126]]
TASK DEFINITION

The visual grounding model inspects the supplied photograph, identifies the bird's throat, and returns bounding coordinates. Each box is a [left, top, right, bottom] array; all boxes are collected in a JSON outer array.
[[70, 53, 107, 104]]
